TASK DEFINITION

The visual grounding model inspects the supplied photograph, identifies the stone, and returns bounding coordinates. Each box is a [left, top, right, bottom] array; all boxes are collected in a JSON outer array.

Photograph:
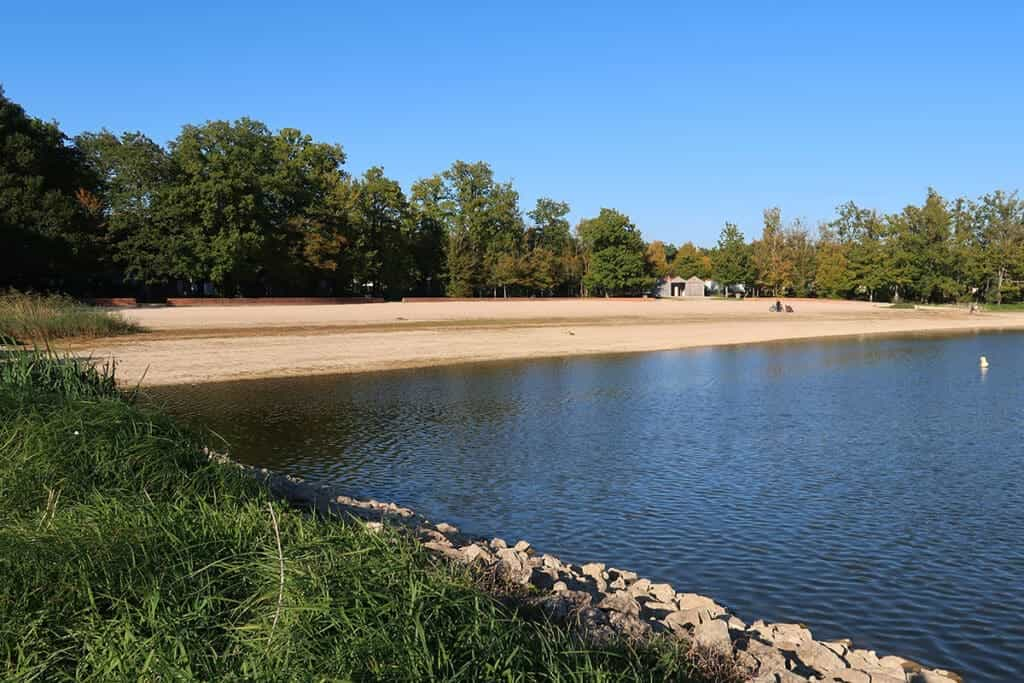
[[534, 589, 590, 622], [513, 540, 531, 553], [878, 655, 921, 675], [574, 606, 616, 643], [626, 578, 652, 596], [541, 554, 562, 570], [423, 541, 463, 562], [495, 547, 532, 584], [662, 607, 716, 632], [676, 593, 725, 613], [910, 672, 961, 683], [791, 640, 847, 673], [639, 600, 677, 620], [608, 576, 628, 590], [828, 671, 872, 683], [552, 580, 568, 592], [528, 567, 558, 591], [434, 522, 459, 534], [596, 591, 641, 618], [459, 544, 493, 564], [648, 582, 675, 603], [580, 562, 605, 579], [608, 611, 652, 640], [751, 621, 814, 648], [737, 638, 792, 676], [844, 648, 881, 671], [726, 615, 747, 632], [490, 537, 508, 550], [609, 568, 638, 582], [692, 618, 733, 654]]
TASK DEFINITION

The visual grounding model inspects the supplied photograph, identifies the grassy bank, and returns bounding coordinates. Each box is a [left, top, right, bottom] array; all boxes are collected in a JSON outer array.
[[0, 291, 139, 343], [0, 352, 724, 682]]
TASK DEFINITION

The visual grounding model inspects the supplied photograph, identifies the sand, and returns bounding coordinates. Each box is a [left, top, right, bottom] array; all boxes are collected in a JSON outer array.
[[70, 299, 1024, 386]]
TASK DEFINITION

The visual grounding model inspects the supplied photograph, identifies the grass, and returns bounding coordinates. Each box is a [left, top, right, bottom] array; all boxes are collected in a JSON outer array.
[[982, 302, 1024, 311], [0, 351, 732, 682], [0, 291, 140, 344]]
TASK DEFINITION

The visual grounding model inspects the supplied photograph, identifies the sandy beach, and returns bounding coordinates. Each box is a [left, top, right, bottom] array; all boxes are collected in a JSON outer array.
[[72, 299, 1024, 386]]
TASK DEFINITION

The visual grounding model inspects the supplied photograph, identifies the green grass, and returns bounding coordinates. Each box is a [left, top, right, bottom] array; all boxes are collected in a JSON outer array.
[[886, 302, 917, 309], [982, 302, 1024, 311], [0, 351, 730, 682], [0, 291, 140, 344]]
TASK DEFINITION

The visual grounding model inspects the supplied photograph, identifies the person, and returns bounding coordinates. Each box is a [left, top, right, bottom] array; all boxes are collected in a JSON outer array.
[[775, 299, 782, 312]]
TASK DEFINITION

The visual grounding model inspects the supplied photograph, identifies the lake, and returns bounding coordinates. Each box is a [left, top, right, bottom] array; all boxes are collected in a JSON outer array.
[[150, 331, 1024, 681]]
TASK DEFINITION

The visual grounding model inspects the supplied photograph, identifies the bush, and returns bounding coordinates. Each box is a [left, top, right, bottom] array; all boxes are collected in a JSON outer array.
[[0, 291, 140, 343]]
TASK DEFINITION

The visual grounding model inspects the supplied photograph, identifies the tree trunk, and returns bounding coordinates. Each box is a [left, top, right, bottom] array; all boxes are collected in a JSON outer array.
[[997, 267, 1005, 305]]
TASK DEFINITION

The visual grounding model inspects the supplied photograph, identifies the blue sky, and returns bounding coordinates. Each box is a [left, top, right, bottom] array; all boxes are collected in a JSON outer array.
[[4, 1, 1022, 246]]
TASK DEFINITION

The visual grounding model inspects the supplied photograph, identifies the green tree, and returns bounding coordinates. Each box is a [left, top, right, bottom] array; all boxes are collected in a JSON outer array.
[[710, 223, 750, 293], [751, 208, 793, 296], [349, 167, 413, 297], [577, 208, 649, 296], [670, 242, 711, 279], [0, 87, 102, 292]]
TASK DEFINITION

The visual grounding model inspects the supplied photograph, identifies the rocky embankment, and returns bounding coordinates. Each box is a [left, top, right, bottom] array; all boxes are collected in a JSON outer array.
[[209, 451, 962, 683]]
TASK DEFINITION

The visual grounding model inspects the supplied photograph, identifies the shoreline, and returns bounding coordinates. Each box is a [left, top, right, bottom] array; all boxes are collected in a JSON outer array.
[[233, 450, 961, 683], [67, 299, 1024, 386]]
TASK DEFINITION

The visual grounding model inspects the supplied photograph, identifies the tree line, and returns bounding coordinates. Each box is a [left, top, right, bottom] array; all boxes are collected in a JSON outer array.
[[3, 86, 1023, 303]]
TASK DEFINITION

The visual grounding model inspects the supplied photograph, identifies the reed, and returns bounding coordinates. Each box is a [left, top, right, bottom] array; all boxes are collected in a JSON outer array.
[[0, 291, 140, 344]]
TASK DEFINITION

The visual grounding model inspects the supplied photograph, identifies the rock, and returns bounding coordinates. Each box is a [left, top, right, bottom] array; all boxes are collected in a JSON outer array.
[[528, 567, 558, 591], [435, 522, 459, 535], [910, 671, 962, 683], [844, 648, 881, 671], [662, 607, 717, 632], [751, 621, 814, 648], [737, 638, 793, 677], [608, 611, 652, 640], [513, 540, 531, 553], [676, 593, 725, 614], [609, 568, 638, 582], [580, 562, 605, 579], [791, 640, 847, 673], [879, 655, 922, 674], [364, 521, 384, 533], [459, 544, 493, 564], [552, 580, 568, 592], [596, 592, 641, 618], [608, 576, 628, 590], [534, 589, 590, 622], [575, 606, 615, 643], [692, 618, 733, 654], [648, 582, 675, 603], [639, 600, 677, 620], [490, 537, 508, 550], [829, 671, 872, 683], [540, 554, 562, 570], [727, 615, 747, 632], [495, 547, 532, 584], [626, 578, 652, 596], [423, 540, 463, 562]]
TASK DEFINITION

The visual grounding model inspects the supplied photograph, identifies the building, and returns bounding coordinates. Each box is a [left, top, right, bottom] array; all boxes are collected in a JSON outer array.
[[653, 275, 706, 298]]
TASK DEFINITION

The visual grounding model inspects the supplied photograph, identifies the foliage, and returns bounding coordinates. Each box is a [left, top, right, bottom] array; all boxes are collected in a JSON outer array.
[[577, 209, 651, 295], [4, 89, 1024, 303], [0, 291, 139, 343], [0, 353, 731, 682]]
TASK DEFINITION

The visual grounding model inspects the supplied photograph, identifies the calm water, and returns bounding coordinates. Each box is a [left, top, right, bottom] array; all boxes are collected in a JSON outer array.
[[151, 332, 1024, 681]]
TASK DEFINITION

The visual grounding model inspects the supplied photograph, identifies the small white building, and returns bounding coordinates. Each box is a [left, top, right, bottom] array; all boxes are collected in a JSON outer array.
[[654, 275, 706, 298]]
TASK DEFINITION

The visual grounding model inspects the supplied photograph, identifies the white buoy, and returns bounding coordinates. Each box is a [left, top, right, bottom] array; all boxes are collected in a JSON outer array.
[[979, 355, 989, 368]]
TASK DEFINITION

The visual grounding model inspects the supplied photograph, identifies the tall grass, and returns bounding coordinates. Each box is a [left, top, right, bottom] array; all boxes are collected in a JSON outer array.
[[0, 291, 140, 344], [0, 351, 728, 682]]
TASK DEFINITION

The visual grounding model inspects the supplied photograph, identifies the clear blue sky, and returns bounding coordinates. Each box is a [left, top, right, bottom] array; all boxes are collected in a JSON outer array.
[[4, 1, 1022, 246]]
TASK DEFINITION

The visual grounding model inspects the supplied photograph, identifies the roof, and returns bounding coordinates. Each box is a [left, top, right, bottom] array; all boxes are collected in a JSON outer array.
[[685, 276, 704, 283]]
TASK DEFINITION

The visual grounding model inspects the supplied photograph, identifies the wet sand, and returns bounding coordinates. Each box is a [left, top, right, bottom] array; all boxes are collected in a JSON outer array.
[[70, 299, 1024, 386]]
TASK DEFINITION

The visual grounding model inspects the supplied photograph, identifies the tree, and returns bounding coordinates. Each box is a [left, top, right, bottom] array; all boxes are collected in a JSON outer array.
[[710, 223, 750, 293], [0, 86, 102, 292], [410, 161, 523, 297], [644, 240, 671, 278], [670, 242, 711, 279], [349, 167, 413, 297], [814, 225, 850, 298], [577, 208, 649, 296], [975, 191, 1024, 303], [751, 208, 794, 296], [77, 130, 181, 286]]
